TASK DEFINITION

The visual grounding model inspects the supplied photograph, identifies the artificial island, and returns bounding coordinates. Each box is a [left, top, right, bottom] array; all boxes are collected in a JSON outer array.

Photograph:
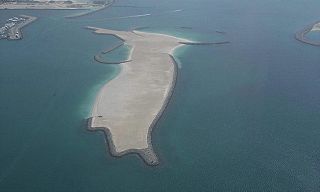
[[86, 27, 229, 166], [295, 20, 320, 46], [86, 27, 191, 166]]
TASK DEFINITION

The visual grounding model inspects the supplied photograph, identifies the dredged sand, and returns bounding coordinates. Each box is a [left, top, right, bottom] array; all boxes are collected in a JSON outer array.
[[87, 27, 191, 165]]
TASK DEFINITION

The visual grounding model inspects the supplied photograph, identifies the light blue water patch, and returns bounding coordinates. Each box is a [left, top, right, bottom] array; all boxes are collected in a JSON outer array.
[[306, 31, 320, 42]]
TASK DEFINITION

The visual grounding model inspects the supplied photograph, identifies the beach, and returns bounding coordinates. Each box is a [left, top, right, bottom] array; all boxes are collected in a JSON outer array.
[[87, 27, 190, 165]]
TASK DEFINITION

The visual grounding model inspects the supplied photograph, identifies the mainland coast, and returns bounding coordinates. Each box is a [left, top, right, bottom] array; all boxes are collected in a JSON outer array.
[[87, 27, 192, 166], [0, 0, 115, 20], [0, 1, 103, 10]]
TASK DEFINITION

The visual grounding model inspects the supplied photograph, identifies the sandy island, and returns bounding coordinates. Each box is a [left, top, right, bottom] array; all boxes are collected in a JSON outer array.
[[295, 20, 320, 46], [86, 27, 191, 166]]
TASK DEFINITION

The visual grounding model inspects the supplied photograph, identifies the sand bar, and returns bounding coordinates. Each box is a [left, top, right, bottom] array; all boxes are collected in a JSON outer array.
[[87, 27, 191, 165]]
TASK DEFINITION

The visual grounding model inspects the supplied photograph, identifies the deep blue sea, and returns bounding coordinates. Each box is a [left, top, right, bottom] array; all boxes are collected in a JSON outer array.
[[1, 0, 320, 191]]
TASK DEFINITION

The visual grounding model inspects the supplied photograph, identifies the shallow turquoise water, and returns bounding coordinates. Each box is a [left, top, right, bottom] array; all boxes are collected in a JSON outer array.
[[1, 0, 320, 191], [307, 31, 320, 42]]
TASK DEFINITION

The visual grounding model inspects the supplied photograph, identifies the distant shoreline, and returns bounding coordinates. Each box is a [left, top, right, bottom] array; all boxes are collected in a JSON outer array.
[[0, 1, 115, 23], [0, 1, 105, 10]]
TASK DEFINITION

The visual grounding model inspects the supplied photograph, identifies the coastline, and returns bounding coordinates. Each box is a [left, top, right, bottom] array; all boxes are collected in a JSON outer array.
[[87, 27, 190, 166]]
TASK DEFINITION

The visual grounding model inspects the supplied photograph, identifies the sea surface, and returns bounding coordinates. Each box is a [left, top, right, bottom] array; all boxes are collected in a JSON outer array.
[[1, 0, 320, 191]]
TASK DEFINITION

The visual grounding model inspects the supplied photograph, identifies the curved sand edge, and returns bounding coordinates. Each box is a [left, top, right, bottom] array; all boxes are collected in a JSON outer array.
[[86, 27, 190, 166]]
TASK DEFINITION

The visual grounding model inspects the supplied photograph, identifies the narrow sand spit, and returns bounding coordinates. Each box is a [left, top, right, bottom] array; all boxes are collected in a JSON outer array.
[[87, 27, 191, 166]]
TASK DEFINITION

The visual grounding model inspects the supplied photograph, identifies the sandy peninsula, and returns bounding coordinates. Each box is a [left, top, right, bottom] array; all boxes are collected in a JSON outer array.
[[87, 27, 191, 166]]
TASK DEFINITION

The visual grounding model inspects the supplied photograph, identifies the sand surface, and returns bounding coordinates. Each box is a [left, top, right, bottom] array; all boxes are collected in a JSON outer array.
[[87, 27, 190, 165]]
